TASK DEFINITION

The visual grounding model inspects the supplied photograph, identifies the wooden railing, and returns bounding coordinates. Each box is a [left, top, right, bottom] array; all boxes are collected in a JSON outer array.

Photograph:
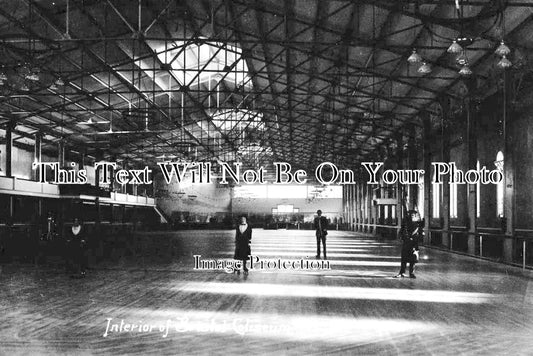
[[350, 222, 532, 270]]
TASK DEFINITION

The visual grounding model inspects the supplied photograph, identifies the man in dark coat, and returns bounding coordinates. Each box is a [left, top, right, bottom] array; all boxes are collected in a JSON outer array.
[[313, 210, 328, 259], [234, 216, 252, 274], [395, 211, 421, 279], [67, 218, 87, 278]]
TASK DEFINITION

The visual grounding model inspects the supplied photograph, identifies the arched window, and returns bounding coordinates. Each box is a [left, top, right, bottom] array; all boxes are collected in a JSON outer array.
[[496, 151, 504, 217]]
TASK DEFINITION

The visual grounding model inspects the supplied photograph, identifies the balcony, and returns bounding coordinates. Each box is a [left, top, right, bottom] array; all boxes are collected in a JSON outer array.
[[0, 176, 154, 207]]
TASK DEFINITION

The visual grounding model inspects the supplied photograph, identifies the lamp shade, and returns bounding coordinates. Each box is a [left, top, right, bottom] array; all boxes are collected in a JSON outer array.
[[447, 40, 463, 54], [407, 49, 422, 64], [417, 62, 432, 74], [495, 41, 510, 57], [497, 55, 512, 69], [459, 64, 472, 76]]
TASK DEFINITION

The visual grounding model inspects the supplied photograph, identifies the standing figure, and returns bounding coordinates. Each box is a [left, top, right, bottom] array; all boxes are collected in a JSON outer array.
[[43, 211, 57, 241], [395, 211, 421, 279], [314, 210, 328, 259], [234, 216, 252, 275], [67, 218, 87, 278]]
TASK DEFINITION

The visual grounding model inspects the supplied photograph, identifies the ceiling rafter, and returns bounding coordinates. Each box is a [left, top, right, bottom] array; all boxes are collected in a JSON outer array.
[[22, 0, 215, 162], [227, 0, 469, 85], [183, 10, 453, 100], [0, 0, 531, 171]]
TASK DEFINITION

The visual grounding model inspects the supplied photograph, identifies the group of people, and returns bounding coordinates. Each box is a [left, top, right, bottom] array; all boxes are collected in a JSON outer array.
[[232, 210, 329, 275], [233, 209, 422, 278], [41, 214, 88, 278]]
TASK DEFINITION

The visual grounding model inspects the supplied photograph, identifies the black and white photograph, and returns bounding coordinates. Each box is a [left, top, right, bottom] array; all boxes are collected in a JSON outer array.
[[0, 0, 532, 354]]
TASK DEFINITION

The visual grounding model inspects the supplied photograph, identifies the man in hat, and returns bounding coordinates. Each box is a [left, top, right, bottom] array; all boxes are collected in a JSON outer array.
[[313, 210, 328, 259]]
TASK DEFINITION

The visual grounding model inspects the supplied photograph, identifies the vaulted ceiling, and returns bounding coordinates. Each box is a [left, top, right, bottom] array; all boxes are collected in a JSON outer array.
[[1, 0, 532, 172]]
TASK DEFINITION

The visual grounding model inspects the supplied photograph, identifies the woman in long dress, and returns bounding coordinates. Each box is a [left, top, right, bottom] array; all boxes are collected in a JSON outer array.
[[234, 216, 252, 275]]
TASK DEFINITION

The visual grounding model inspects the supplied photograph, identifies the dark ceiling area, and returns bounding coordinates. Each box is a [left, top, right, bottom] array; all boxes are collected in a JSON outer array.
[[1, 0, 532, 172]]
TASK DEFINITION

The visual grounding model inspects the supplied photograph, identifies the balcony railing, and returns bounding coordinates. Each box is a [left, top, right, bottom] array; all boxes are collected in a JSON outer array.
[[0, 176, 154, 206]]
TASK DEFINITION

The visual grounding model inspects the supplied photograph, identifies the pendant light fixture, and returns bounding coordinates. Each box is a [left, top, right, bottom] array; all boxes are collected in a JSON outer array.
[[459, 64, 472, 76], [442, 1, 513, 75], [497, 55, 512, 69], [407, 49, 422, 64], [455, 51, 469, 66], [406, 10, 426, 68], [494, 11, 512, 69], [447, 40, 463, 54], [417, 62, 432, 74], [495, 41, 510, 56]]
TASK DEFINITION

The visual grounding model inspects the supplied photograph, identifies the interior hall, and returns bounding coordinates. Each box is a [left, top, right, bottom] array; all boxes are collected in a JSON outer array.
[[0, 0, 532, 355]]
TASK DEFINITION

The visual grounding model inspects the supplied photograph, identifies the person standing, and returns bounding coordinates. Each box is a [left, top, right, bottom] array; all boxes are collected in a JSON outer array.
[[395, 211, 421, 279], [67, 218, 87, 278], [234, 216, 252, 275], [43, 211, 57, 241], [314, 210, 328, 259]]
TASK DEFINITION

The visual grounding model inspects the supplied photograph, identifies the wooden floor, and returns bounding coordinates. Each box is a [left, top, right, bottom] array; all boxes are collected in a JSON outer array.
[[1, 229, 532, 355]]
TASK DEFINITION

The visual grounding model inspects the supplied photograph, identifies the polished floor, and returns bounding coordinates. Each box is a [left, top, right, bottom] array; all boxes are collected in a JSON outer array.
[[1, 229, 532, 355]]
